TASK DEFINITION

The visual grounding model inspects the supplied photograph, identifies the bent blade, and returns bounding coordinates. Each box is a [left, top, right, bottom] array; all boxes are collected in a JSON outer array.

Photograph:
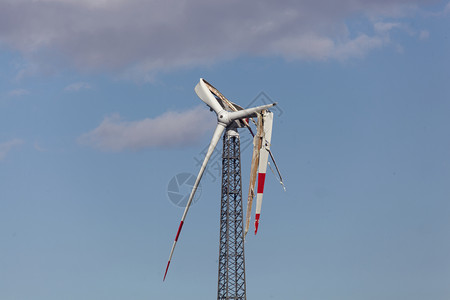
[[163, 123, 226, 281], [254, 111, 273, 235], [245, 113, 264, 237]]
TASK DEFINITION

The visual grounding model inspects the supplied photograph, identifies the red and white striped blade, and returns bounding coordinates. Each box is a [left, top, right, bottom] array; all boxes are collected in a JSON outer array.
[[163, 220, 183, 281], [163, 123, 225, 281], [244, 113, 264, 237], [254, 111, 273, 235]]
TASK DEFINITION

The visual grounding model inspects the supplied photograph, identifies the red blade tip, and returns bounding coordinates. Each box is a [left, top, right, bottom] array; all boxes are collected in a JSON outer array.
[[163, 261, 170, 281], [254, 214, 260, 235]]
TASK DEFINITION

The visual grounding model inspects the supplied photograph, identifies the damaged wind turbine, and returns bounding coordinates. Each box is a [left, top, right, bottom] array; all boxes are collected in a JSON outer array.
[[163, 78, 277, 281]]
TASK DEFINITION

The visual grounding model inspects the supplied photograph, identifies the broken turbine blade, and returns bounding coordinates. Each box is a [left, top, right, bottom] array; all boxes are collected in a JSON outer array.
[[254, 111, 273, 235], [195, 78, 225, 115], [245, 112, 264, 237]]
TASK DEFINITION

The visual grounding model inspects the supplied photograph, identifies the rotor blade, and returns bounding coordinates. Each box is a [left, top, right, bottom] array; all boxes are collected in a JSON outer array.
[[246, 123, 285, 191], [195, 78, 224, 114], [255, 111, 273, 235], [228, 103, 277, 120], [202, 79, 237, 111], [245, 112, 264, 237], [164, 123, 226, 281]]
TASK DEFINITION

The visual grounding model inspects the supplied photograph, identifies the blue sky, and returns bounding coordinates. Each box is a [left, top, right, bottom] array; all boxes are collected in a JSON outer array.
[[1, 0, 449, 299]]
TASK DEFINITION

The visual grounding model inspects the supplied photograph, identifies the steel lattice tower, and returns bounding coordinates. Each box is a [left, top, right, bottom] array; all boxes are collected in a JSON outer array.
[[217, 128, 247, 300]]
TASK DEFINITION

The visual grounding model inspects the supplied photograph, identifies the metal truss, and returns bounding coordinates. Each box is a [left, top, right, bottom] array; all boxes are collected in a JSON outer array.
[[217, 129, 247, 300]]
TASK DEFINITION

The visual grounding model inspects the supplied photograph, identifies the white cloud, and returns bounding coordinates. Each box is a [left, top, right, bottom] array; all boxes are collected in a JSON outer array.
[[268, 32, 387, 61], [332, 34, 385, 60], [0, 139, 24, 161], [0, 0, 440, 77], [374, 22, 404, 34], [8, 89, 30, 96], [78, 106, 215, 151], [64, 82, 92, 92]]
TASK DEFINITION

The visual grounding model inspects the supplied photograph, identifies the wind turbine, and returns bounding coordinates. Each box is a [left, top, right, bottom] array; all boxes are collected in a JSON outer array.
[[163, 78, 277, 282]]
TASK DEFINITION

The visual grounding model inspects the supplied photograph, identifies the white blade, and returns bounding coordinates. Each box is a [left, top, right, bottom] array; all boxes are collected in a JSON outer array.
[[244, 112, 264, 237], [195, 78, 224, 114], [255, 111, 273, 235], [164, 123, 226, 281], [228, 103, 277, 121]]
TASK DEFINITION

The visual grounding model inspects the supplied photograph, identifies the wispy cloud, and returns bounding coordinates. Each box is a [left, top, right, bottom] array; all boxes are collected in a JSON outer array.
[[267, 32, 386, 61], [0, 0, 440, 78], [419, 30, 430, 40], [427, 1, 450, 17], [64, 82, 92, 92], [374, 22, 404, 34], [0, 139, 24, 161], [445, 1, 450, 15], [33, 142, 46, 152], [8, 89, 30, 96], [78, 106, 215, 151]]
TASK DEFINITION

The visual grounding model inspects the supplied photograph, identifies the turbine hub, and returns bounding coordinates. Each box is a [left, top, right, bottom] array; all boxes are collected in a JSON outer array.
[[217, 110, 232, 125]]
